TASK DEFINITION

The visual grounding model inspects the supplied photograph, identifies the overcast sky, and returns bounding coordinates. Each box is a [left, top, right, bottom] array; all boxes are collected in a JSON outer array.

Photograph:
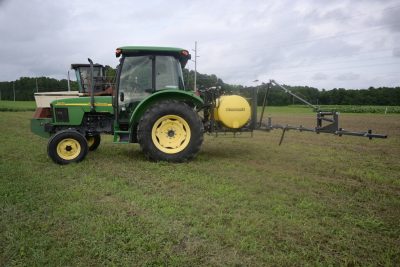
[[0, 0, 399, 89]]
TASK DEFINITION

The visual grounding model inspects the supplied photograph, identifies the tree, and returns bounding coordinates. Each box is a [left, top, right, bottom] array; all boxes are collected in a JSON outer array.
[[0, 70, 399, 105]]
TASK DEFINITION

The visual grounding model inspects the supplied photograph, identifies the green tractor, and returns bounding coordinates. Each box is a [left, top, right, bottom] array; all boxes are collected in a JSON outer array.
[[31, 46, 387, 164], [32, 46, 204, 164]]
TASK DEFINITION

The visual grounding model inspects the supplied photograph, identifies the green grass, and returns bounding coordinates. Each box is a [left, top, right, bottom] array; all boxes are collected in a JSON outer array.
[[0, 101, 36, 111], [1, 110, 400, 266], [291, 104, 400, 114], [258, 105, 315, 114]]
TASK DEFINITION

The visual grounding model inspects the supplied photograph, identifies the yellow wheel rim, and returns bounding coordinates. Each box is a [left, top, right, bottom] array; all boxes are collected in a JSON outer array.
[[56, 138, 81, 160], [151, 115, 191, 154], [87, 136, 95, 147]]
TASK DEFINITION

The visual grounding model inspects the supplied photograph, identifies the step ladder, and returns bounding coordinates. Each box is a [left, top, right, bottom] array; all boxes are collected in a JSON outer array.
[[113, 130, 130, 144]]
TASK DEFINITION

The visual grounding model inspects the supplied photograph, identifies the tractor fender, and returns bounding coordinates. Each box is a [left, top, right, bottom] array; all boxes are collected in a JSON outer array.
[[129, 90, 204, 125]]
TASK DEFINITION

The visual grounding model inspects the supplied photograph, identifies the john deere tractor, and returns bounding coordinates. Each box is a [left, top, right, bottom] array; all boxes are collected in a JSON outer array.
[[31, 46, 386, 164], [31, 46, 205, 164]]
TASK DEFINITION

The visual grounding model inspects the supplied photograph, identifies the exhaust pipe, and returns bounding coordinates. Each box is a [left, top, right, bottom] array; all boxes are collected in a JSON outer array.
[[88, 58, 95, 112]]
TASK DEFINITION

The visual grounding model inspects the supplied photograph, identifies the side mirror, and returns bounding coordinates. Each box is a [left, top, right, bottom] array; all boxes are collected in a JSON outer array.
[[120, 92, 124, 102]]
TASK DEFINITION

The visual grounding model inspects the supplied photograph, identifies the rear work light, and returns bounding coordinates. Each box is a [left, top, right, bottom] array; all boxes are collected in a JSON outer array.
[[115, 49, 122, 57]]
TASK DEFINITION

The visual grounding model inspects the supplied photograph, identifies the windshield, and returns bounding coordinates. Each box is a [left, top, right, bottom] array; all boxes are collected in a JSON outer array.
[[119, 56, 152, 102], [155, 56, 183, 90], [76, 66, 103, 93], [118, 55, 185, 107]]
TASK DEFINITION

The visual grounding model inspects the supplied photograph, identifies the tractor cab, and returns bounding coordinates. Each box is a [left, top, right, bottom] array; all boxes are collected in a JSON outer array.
[[71, 63, 113, 95], [114, 46, 191, 122]]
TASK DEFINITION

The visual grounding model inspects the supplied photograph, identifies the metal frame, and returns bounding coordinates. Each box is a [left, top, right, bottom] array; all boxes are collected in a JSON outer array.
[[199, 87, 256, 135], [199, 79, 387, 142], [258, 80, 387, 144]]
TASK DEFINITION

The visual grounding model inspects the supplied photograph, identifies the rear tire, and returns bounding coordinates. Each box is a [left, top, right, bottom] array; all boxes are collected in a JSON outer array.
[[137, 100, 203, 162], [86, 134, 101, 151], [48, 130, 88, 165]]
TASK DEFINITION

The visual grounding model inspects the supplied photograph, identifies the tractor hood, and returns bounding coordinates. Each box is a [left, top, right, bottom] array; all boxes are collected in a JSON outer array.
[[51, 96, 113, 114]]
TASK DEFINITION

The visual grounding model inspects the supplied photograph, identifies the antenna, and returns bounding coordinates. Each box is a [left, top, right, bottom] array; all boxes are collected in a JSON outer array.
[[192, 41, 199, 91]]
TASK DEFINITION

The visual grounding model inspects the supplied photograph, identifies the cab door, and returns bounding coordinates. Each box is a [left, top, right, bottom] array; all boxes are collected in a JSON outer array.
[[117, 55, 153, 123]]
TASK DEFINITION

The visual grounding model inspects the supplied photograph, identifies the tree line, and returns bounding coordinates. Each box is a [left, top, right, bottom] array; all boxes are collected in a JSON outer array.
[[1, 70, 399, 106], [0, 77, 79, 101], [253, 84, 400, 106]]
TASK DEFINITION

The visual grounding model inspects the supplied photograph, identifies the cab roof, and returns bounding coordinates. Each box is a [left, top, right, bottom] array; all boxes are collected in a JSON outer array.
[[71, 63, 103, 69], [116, 46, 191, 67]]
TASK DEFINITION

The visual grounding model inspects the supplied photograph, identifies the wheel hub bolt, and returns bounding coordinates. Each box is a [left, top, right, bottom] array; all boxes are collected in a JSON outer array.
[[167, 130, 175, 138]]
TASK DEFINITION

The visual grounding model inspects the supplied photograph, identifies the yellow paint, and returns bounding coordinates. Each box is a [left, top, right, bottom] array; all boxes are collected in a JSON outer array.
[[214, 95, 251, 129], [151, 115, 191, 154], [56, 138, 81, 160], [87, 136, 95, 147], [56, 103, 112, 107]]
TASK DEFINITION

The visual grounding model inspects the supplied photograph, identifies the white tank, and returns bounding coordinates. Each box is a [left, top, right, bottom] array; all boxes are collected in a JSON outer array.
[[34, 91, 83, 107]]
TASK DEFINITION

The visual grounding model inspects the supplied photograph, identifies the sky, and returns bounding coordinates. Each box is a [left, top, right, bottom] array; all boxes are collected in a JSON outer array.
[[0, 0, 399, 89]]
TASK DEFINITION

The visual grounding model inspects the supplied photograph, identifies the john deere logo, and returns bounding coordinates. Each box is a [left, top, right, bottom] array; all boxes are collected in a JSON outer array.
[[226, 108, 245, 111]]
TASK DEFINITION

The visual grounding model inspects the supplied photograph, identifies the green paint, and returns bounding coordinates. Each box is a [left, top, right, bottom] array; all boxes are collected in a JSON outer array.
[[30, 118, 52, 138], [129, 90, 203, 125], [51, 96, 113, 125], [117, 46, 191, 67]]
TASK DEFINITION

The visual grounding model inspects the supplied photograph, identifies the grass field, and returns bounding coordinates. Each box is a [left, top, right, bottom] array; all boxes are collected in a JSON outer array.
[[0, 101, 36, 111], [1, 109, 399, 266], [290, 105, 400, 114]]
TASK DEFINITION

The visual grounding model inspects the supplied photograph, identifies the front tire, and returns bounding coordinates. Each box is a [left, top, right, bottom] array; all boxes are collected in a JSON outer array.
[[48, 130, 89, 165], [137, 100, 203, 162], [86, 134, 101, 151]]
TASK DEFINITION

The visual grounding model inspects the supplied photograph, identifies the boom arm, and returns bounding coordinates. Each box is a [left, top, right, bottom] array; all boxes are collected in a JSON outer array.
[[259, 80, 387, 144], [270, 80, 318, 110]]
